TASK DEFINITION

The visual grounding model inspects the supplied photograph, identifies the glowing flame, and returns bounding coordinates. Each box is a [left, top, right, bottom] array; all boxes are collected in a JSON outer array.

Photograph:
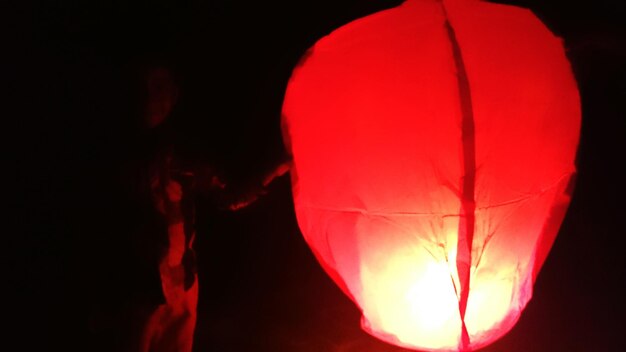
[[360, 243, 520, 351]]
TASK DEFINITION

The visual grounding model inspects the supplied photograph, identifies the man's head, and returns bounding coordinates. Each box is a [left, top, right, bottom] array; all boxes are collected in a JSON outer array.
[[144, 66, 179, 128]]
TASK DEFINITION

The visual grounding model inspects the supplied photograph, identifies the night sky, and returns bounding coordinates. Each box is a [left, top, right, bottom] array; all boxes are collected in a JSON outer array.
[[8, 0, 625, 351]]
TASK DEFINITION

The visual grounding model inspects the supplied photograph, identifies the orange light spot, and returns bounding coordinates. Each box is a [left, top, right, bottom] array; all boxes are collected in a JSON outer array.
[[361, 247, 461, 350]]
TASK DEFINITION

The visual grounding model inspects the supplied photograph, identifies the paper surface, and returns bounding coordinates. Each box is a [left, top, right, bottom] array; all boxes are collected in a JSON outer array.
[[282, 0, 580, 350]]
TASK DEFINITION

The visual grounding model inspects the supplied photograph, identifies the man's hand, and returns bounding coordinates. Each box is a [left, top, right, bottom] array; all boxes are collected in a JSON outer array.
[[227, 185, 268, 211], [262, 160, 292, 187]]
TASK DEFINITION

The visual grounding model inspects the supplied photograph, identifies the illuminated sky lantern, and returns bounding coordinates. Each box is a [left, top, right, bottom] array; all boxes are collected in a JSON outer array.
[[281, 0, 580, 350]]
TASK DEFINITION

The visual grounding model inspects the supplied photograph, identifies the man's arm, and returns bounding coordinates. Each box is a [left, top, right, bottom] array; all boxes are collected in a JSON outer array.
[[227, 158, 292, 211]]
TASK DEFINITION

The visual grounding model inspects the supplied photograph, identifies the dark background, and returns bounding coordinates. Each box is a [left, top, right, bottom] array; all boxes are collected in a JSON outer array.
[[7, 0, 625, 351]]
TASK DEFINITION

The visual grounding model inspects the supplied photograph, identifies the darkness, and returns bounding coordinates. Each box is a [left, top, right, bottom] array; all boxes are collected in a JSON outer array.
[[6, 0, 625, 351]]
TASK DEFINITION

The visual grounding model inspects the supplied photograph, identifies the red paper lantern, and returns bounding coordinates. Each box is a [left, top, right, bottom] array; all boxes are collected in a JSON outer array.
[[281, 0, 580, 350]]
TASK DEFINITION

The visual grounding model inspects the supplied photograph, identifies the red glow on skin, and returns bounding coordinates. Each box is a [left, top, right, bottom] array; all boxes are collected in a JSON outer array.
[[282, 0, 580, 350]]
